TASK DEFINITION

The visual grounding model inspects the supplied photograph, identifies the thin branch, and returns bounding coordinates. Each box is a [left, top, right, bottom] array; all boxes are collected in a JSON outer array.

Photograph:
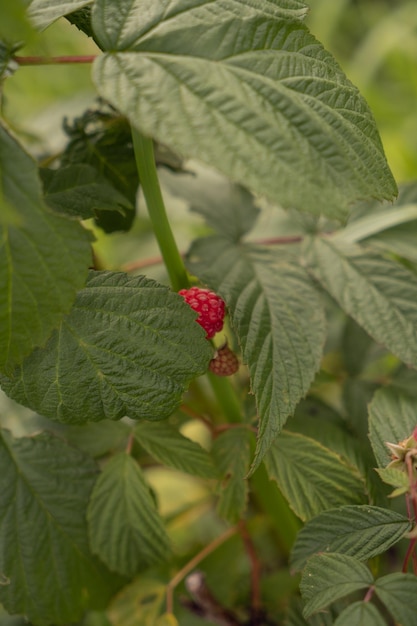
[[166, 525, 238, 614], [238, 521, 262, 613], [14, 55, 97, 65]]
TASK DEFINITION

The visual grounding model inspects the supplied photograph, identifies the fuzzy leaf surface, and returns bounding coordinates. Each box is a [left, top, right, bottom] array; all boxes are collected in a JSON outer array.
[[375, 573, 417, 625], [0, 271, 213, 423], [134, 421, 218, 478], [300, 553, 373, 618], [92, 0, 396, 219], [368, 387, 417, 468], [265, 431, 366, 521], [28, 0, 93, 29], [212, 427, 253, 523], [333, 602, 385, 626], [290, 505, 411, 571], [41, 164, 132, 220], [0, 429, 117, 624], [0, 124, 92, 373], [304, 237, 417, 369], [188, 237, 325, 471], [88, 453, 170, 577]]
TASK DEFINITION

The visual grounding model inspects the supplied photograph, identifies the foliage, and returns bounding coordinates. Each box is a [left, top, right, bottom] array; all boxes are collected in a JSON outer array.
[[1, 1, 417, 625]]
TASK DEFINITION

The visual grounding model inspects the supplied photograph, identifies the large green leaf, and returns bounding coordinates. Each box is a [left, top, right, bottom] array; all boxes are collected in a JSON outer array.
[[87, 453, 170, 577], [375, 573, 417, 626], [304, 237, 417, 369], [0, 124, 92, 373], [188, 238, 326, 471], [91, 0, 396, 219], [0, 271, 213, 423], [264, 431, 366, 521], [212, 427, 253, 523], [368, 387, 417, 468], [28, 0, 93, 29], [134, 421, 218, 479], [300, 553, 373, 619], [290, 505, 411, 571], [333, 602, 385, 626], [0, 429, 118, 625]]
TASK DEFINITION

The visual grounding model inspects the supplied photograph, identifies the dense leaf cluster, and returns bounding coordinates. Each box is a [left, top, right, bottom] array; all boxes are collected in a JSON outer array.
[[1, 1, 417, 625]]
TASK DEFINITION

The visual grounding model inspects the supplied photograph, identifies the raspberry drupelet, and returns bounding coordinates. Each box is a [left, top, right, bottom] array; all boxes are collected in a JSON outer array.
[[179, 287, 225, 339]]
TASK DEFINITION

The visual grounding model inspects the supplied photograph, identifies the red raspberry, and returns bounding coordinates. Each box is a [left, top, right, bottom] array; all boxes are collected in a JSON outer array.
[[209, 344, 239, 376], [179, 287, 225, 339]]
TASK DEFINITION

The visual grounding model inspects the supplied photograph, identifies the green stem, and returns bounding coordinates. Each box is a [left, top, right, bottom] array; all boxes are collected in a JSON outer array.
[[250, 462, 301, 555], [131, 128, 189, 292], [207, 371, 243, 424]]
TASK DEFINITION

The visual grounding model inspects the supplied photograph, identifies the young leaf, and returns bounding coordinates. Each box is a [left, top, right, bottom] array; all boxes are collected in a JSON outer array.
[[107, 576, 166, 626], [0, 429, 118, 625], [375, 467, 409, 496], [41, 164, 132, 220], [304, 237, 417, 369], [333, 602, 385, 626], [188, 237, 326, 471], [0, 124, 92, 373], [368, 387, 417, 468], [28, 0, 93, 30], [374, 573, 417, 626], [134, 421, 218, 479], [61, 107, 139, 233], [212, 427, 253, 524], [264, 431, 366, 521], [290, 505, 411, 572], [88, 453, 170, 577], [91, 0, 396, 219], [300, 553, 373, 619], [0, 271, 213, 424]]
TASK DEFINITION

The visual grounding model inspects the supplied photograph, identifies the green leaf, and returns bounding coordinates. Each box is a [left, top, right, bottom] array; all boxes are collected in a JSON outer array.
[[0, 124, 92, 373], [62, 420, 131, 457], [163, 166, 260, 242], [300, 553, 373, 619], [28, 0, 93, 30], [88, 453, 170, 577], [41, 164, 132, 220], [91, 0, 396, 219], [0, 1, 35, 43], [375, 573, 417, 626], [304, 237, 417, 369], [134, 421, 218, 479], [107, 576, 166, 626], [188, 238, 326, 471], [368, 388, 417, 468], [212, 427, 253, 524], [290, 505, 411, 571], [0, 271, 213, 424], [0, 429, 119, 625], [264, 431, 366, 521], [333, 602, 385, 626]]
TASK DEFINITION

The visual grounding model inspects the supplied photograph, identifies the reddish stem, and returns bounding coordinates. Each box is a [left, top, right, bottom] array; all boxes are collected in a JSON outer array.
[[363, 586, 375, 602], [238, 521, 262, 613], [14, 55, 97, 65]]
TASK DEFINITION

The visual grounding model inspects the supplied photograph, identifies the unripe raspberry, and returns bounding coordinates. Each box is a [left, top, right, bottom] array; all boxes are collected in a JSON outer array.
[[179, 287, 225, 339], [209, 344, 239, 377]]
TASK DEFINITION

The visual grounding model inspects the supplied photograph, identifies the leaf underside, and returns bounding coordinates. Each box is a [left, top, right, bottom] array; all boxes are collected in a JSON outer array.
[[92, 0, 396, 219]]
